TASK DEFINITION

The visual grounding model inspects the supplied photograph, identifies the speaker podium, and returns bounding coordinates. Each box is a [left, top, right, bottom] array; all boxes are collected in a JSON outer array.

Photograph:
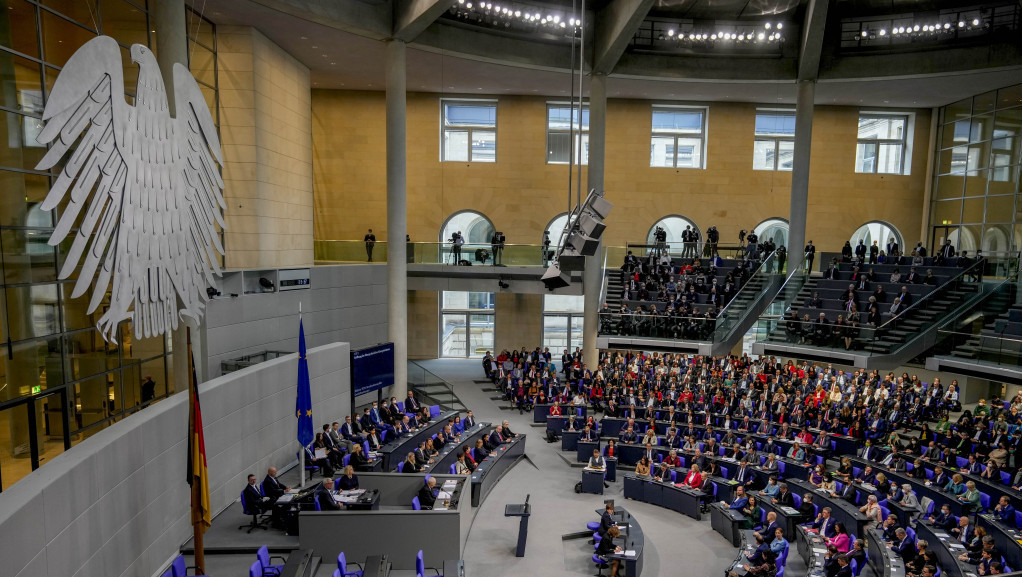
[[504, 495, 532, 557]]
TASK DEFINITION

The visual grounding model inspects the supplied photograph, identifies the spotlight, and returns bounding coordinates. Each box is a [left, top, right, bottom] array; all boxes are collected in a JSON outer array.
[[879, 29, 886, 35], [552, 15, 560, 23], [861, 30, 868, 37], [776, 23, 783, 29], [943, 22, 950, 29], [458, 0, 464, 4], [560, 21, 565, 28], [498, 280, 510, 289], [765, 22, 771, 29], [913, 24, 920, 31], [711, 33, 718, 39], [668, 29, 674, 36], [958, 21, 965, 27], [757, 32, 765, 40], [972, 18, 979, 25], [542, 265, 570, 290]]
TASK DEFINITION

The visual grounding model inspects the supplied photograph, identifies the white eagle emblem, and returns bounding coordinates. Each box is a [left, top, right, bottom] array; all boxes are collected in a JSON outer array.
[[36, 36, 225, 343]]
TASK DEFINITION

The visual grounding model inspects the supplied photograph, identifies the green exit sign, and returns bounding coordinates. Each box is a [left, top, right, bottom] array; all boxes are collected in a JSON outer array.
[[31, 386, 41, 395]]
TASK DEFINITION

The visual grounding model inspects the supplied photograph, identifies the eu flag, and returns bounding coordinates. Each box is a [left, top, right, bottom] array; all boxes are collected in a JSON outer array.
[[295, 318, 313, 447]]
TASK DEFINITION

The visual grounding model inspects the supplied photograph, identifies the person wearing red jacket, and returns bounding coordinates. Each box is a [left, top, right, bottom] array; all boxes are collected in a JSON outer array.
[[680, 464, 703, 489]]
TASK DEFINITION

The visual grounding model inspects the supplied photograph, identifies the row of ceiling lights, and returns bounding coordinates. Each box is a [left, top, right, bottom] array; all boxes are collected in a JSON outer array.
[[658, 22, 785, 43], [858, 18, 985, 38], [453, 0, 579, 29]]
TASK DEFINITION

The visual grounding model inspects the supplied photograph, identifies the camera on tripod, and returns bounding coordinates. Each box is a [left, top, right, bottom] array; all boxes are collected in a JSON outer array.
[[654, 226, 667, 243], [739, 229, 747, 243]]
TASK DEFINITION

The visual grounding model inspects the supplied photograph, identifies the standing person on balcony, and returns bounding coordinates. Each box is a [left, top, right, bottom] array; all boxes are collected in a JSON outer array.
[[364, 228, 376, 262]]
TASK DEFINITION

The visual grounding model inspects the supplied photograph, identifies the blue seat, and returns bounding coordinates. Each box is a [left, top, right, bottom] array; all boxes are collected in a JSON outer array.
[[925, 468, 933, 480], [857, 552, 868, 577], [593, 532, 602, 543], [170, 556, 206, 577], [298, 451, 319, 474], [336, 552, 364, 577], [775, 567, 784, 577], [1001, 471, 1012, 485], [257, 545, 285, 577], [429, 405, 441, 418], [314, 498, 322, 511], [449, 464, 457, 474], [343, 454, 351, 468], [852, 467, 862, 479], [239, 491, 268, 533], [1015, 510, 1022, 528], [397, 462, 405, 473], [777, 461, 786, 475], [412, 496, 421, 510], [587, 521, 601, 531], [979, 492, 991, 511], [792, 493, 802, 508], [905, 527, 916, 542], [592, 553, 608, 575], [416, 550, 441, 576], [249, 561, 262, 577], [720, 466, 728, 479], [850, 559, 857, 576]]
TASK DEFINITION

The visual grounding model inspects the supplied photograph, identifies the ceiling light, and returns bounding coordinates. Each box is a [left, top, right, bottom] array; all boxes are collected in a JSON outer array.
[[958, 21, 965, 27], [552, 15, 560, 23], [458, 0, 464, 3], [560, 21, 565, 28], [861, 30, 868, 37], [711, 33, 718, 39], [757, 32, 765, 40], [972, 18, 979, 25], [776, 23, 783, 29], [667, 29, 674, 36], [913, 24, 920, 31], [515, 10, 520, 17], [943, 22, 950, 29], [879, 29, 886, 35], [465, 2, 471, 7], [764, 22, 771, 29]]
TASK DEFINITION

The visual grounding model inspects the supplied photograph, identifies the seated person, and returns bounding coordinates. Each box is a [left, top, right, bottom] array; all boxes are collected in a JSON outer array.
[[889, 528, 917, 564], [455, 452, 472, 475], [243, 474, 272, 513], [337, 465, 359, 490], [588, 448, 606, 470], [730, 549, 777, 577], [635, 457, 652, 476], [417, 477, 439, 510], [315, 477, 342, 510], [745, 533, 770, 565], [349, 443, 371, 471], [906, 540, 938, 577], [595, 526, 624, 577], [401, 451, 422, 473], [262, 467, 290, 502]]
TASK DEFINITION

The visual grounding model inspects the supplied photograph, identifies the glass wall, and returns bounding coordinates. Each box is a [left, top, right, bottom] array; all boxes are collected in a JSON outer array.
[[542, 294, 584, 352], [440, 291, 495, 358], [0, 0, 183, 492], [930, 84, 1022, 261]]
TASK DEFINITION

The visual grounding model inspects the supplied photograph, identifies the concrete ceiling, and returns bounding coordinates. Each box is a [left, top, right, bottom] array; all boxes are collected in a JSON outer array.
[[188, 0, 1022, 108]]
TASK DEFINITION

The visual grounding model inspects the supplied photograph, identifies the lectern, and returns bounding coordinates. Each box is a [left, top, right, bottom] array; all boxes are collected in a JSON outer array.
[[503, 495, 532, 557]]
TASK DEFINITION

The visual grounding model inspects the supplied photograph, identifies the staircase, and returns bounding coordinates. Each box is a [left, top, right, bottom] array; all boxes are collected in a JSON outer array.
[[946, 295, 1019, 361], [860, 281, 982, 355], [603, 268, 625, 308], [408, 361, 467, 412]]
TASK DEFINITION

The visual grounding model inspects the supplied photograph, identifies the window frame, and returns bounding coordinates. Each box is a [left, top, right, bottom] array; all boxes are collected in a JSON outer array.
[[855, 111, 915, 175], [440, 98, 498, 163], [753, 109, 796, 171], [649, 104, 709, 169], [546, 102, 589, 165], [542, 294, 584, 352]]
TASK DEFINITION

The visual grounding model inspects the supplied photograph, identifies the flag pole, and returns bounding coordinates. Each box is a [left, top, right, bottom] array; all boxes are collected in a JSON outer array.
[[187, 328, 205, 575], [299, 302, 305, 489]]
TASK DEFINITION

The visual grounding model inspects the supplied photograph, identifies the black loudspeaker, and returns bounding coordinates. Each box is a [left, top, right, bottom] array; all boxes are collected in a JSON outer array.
[[542, 266, 571, 289], [577, 212, 606, 239], [558, 249, 585, 271], [589, 196, 612, 219], [566, 231, 599, 256]]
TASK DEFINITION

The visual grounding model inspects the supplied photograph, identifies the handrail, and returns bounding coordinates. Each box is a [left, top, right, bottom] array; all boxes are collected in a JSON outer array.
[[936, 329, 1022, 346], [934, 268, 1019, 332], [714, 250, 777, 320], [876, 257, 986, 329]]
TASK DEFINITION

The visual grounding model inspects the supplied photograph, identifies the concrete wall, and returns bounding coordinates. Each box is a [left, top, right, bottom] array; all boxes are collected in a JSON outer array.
[[0, 342, 351, 577], [219, 26, 315, 269], [311, 91, 931, 253], [494, 292, 543, 353], [203, 264, 388, 378], [408, 290, 440, 359]]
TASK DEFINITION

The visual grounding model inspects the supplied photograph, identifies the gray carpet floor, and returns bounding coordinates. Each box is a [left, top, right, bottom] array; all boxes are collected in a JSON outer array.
[[418, 358, 774, 577]]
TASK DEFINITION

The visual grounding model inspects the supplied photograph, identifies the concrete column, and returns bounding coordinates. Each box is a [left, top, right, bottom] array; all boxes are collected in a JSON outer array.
[[386, 40, 408, 398], [788, 80, 815, 269], [152, 0, 188, 115], [152, 0, 196, 391], [582, 74, 607, 368]]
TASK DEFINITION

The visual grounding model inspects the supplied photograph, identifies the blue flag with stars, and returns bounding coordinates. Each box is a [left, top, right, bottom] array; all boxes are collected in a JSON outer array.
[[296, 318, 313, 447]]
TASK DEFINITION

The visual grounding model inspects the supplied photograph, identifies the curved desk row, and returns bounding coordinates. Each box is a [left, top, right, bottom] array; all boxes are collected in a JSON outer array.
[[866, 528, 907, 577], [622, 472, 703, 520], [378, 410, 460, 470], [470, 435, 526, 507], [431, 422, 491, 474], [599, 506, 645, 577], [786, 479, 870, 539]]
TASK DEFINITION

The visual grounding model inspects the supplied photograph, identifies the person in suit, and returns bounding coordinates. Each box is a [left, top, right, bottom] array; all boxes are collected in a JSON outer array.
[[337, 465, 359, 490], [599, 502, 616, 536], [754, 512, 781, 542], [950, 515, 975, 547], [417, 477, 438, 509], [401, 452, 421, 473], [463, 410, 477, 429], [993, 495, 1016, 524], [619, 427, 638, 444], [729, 486, 750, 510], [405, 390, 421, 413], [833, 555, 853, 577], [243, 474, 271, 513], [744, 533, 770, 564], [349, 443, 371, 471], [474, 438, 490, 461], [595, 526, 623, 577], [328, 422, 353, 453], [889, 528, 916, 563], [810, 507, 838, 538], [489, 425, 509, 446], [928, 503, 955, 530], [774, 482, 795, 507], [315, 477, 342, 510], [262, 467, 289, 502]]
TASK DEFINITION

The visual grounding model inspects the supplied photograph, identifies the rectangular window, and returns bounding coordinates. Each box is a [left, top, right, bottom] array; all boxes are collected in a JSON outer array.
[[650, 106, 707, 169], [441, 100, 497, 162], [856, 113, 912, 175], [542, 294, 584, 352], [753, 110, 795, 171], [440, 291, 495, 358], [547, 104, 589, 164]]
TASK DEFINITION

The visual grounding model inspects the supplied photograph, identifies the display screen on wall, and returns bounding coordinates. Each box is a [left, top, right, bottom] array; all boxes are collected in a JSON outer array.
[[351, 343, 395, 397]]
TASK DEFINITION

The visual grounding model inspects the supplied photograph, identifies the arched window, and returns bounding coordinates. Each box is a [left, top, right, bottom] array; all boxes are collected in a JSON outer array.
[[948, 228, 978, 253], [545, 212, 570, 246], [983, 226, 1010, 254], [646, 215, 700, 248], [754, 218, 789, 248], [850, 221, 903, 254], [440, 210, 495, 244]]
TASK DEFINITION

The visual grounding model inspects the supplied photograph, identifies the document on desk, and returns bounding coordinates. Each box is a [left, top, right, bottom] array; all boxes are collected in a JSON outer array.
[[623, 550, 637, 557], [277, 494, 294, 504], [437, 491, 453, 500], [443, 480, 458, 490]]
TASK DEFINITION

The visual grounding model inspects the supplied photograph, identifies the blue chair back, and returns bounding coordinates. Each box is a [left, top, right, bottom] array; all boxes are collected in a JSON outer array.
[[429, 405, 441, 418], [879, 506, 890, 520], [170, 556, 187, 577], [249, 561, 262, 577], [450, 464, 457, 474], [1001, 471, 1012, 485], [1015, 510, 1022, 528], [980, 492, 991, 510], [412, 496, 421, 510], [240, 491, 252, 515], [337, 552, 349, 574], [720, 466, 728, 479], [257, 546, 274, 571], [850, 559, 857, 576], [905, 527, 916, 542], [792, 493, 802, 508], [424, 474, 431, 485], [777, 461, 786, 475], [925, 468, 933, 480], [397, 462, 405, 473], [333, 570, 342, 577], [852, 467, 862, 479], [416, 550, 426, 576], [343, 453, 351, 468], [314, 497, 322, 511]]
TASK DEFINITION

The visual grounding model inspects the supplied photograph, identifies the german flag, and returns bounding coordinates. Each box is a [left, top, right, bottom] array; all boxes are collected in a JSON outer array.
[[187, 350, 211, 532]]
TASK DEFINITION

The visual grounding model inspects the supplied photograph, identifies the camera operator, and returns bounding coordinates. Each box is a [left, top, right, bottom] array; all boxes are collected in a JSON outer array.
[[449, 231, 465, 265], [738, 229, 747, 247], [542, 230, 552, 264], [745, 229, 758, 260], [491, 231, 506, 266], [705, 225, 719, 257], [654, 226, 667, 258]]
